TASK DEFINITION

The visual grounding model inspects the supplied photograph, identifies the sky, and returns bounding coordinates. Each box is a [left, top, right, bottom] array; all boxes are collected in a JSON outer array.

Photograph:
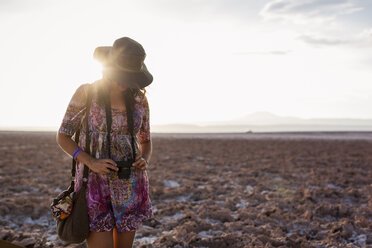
[[0, 0, 371, 129]]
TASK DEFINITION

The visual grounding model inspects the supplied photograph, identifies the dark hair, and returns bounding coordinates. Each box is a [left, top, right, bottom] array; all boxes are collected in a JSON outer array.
[[95, 78, 146, 159]]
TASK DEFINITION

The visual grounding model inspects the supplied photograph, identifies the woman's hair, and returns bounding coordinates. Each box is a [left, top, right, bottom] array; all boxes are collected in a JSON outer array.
[[95, 77, 145, 159]]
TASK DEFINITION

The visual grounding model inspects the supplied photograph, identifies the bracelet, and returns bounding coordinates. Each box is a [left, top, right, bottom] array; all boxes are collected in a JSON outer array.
[[73, 147, 83, 161], [72, 147, 81, 158], [74, 149, 83, 160]]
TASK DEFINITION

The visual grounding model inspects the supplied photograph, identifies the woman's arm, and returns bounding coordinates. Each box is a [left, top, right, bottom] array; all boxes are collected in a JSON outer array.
[[132, 139, 152, 170], [56, 133, 95, 167], [56, 84, 96, 167], [56, 133, 118, 174], [56, 83, 118, 174], [141, 139, 152, 164], [133, 93, 152, 170]]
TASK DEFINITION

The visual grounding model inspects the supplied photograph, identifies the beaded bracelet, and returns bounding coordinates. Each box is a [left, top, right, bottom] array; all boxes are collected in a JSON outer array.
[[72, 147, 83, 161]]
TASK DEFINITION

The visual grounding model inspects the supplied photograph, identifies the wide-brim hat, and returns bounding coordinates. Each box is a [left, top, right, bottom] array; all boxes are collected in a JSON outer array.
[[93, 37, 153, 89]]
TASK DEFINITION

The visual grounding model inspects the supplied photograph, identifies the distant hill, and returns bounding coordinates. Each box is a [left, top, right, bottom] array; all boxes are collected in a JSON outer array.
[[2, 111, 372, 133], [152, 111, 372, 133]]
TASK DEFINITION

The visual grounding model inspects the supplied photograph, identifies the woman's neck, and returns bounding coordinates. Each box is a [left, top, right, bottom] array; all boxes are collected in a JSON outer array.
[[109, 89, 123, 99], [105, 79, 124, 100]]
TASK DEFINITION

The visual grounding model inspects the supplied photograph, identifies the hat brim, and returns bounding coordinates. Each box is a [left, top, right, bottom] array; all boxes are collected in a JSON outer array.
[[94, 46, 153, 89], [93, 46, 112, 65]]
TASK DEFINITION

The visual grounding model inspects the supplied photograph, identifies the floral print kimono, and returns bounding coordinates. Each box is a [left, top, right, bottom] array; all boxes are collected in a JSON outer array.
[[58, 80, 153, 233]]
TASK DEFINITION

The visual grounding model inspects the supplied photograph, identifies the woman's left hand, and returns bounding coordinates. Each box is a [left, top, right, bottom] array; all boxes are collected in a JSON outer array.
[[132, 154, 149, 171]]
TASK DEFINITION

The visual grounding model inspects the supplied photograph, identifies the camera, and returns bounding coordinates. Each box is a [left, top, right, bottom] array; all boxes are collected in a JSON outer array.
[[113, 159, 134, 179]]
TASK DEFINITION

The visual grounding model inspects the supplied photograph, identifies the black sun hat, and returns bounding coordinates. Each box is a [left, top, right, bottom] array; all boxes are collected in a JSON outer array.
[[93, 37, 153, 89]]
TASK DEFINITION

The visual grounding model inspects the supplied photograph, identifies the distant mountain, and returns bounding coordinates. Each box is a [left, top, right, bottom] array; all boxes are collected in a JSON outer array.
[[197, 111, 372, 126], [224, 111, 303, 125], [152, 111, 372, 133], [2, 111, 372, 133]]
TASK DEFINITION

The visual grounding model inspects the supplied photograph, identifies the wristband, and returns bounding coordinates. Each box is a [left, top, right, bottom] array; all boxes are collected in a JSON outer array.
[[72, 147, 81, 158], [74, 150, 83, 161], [73, 147, 83, 160], [73, 149, 83, 160]]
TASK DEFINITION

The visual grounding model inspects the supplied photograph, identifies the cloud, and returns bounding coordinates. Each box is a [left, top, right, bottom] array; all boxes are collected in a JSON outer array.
[[259, 0, 372, 48], [297, 28, 372, 47], [260, 0, 363, 24], [354, 27, 372, 47], [359, 28, 372, 40], [0, 0, 53, 13], [297, 34, 351, 46]]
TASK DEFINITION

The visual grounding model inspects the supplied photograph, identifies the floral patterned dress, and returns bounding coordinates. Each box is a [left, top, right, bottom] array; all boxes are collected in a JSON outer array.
[[58, 80, 153, 233]]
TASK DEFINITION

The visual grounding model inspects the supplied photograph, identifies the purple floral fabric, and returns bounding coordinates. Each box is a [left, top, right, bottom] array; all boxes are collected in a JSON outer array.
[[58, 80, 153, 233]]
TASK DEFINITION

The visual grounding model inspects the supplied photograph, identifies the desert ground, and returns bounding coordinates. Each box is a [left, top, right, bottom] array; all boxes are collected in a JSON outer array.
[[0, 131, 371, 247]]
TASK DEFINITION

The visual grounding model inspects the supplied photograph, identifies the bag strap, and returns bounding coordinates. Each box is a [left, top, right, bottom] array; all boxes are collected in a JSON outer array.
[[69, 84, 94, 191], [104, 89, 136, 161]]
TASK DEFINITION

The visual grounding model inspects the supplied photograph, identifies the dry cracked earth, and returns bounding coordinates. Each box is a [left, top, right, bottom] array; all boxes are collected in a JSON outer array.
[[0, 131, 371, 247]]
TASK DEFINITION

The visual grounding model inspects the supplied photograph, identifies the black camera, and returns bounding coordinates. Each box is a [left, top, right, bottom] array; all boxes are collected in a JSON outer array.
[[113, 160, 134, 179]]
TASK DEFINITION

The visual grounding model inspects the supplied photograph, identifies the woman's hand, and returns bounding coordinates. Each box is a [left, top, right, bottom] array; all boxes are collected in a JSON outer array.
[[132, 154, 149, 171], [88, 158, 119, 175]]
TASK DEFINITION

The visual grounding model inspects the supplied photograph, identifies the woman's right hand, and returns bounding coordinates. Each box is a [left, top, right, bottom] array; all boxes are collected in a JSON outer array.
[[88, 158, 119, 175]]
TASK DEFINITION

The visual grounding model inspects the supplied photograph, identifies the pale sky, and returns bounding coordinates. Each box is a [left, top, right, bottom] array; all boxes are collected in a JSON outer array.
[[0, 0, 371, 129]]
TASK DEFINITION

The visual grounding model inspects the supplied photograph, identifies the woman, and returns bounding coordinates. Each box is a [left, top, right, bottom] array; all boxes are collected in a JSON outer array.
[[56, 37, 153, 248]]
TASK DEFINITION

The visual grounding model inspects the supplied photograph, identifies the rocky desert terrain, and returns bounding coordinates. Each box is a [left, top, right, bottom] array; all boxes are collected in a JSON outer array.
[[0, 131, 371, 247]]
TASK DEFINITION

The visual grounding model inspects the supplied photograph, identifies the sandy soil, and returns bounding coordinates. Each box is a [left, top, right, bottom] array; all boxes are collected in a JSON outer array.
[[0, 131, 371, 247]]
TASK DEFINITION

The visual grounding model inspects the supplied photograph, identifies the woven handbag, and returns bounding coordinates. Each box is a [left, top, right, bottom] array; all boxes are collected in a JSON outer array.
[[50, 84, 94, 243]]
